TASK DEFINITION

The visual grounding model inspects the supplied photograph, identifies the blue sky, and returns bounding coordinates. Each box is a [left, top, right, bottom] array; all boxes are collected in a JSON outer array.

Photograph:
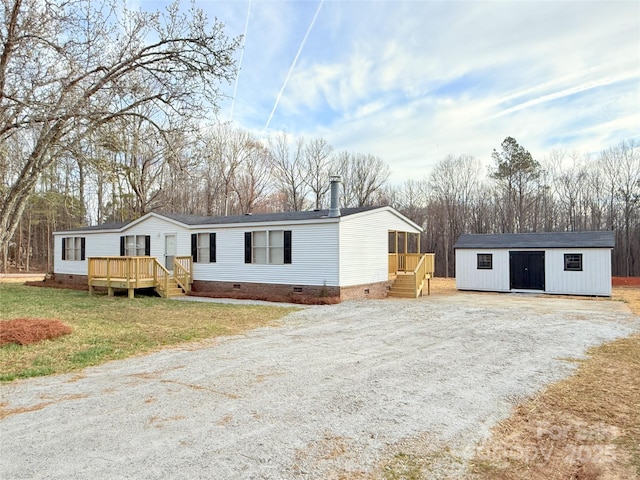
[[139, 1, 640, 183]]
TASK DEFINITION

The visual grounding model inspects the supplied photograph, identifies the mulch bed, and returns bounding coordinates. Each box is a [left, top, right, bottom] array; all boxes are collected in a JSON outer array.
[[612, 277, 640, 286], [0, 319, 72, 346]]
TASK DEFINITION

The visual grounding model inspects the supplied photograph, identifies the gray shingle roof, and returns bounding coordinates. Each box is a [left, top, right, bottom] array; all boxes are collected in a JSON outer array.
[[57, 206, 380, 233], [159, 206, 378, 226], [454, 231, 615, 249]]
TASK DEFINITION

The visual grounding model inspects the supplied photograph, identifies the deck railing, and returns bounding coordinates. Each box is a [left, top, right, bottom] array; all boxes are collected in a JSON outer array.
[[388, 253, 435, 277], [88, 256, 156, 287], [88, 256, 192, 298], [173, 256, 192, 293]]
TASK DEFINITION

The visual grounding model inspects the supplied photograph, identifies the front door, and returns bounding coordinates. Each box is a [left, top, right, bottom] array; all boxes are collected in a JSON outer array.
[[510, 251, 545, 290], [165, 234, 176, 271]]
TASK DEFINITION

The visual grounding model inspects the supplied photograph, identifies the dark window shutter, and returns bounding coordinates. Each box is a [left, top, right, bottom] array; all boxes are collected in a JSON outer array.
[[80, 237, 86, 261], [210, 233, 216, 263], [244, 232, 252, 264], [144, 236, 150, 256], [120, 236, 125, 256], [61, 238, 66, 260], [284, 230, 292, 264], [191, 233, 198, 262]]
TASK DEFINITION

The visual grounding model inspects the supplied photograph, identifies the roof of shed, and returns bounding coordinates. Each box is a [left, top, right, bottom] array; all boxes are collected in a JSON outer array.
[[454, 231, 615, 249]]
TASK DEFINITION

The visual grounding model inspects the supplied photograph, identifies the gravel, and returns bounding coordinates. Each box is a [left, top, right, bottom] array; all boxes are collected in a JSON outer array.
[[1, 292, 638, 479]]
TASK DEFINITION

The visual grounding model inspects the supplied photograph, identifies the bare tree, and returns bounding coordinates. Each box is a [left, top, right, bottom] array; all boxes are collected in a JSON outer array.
[[0, 0, 239, 268], [268, 132, 309, 211], [338, 152, 390, 207], [303, 137, 335, 209]]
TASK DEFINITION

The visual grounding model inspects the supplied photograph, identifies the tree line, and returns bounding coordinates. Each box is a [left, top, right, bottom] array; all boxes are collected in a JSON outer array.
[[2, 1, 638, 276]]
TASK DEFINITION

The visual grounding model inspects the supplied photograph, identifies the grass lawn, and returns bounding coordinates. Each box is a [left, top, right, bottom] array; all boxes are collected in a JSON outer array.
[[0, 284, 295, 382]]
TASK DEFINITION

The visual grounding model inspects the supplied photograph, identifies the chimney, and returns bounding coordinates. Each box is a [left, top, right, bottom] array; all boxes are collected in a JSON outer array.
[[328, 175, 342, 218]]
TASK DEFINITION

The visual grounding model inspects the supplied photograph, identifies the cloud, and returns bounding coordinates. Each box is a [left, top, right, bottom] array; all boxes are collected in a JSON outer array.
[[191, 0, 639, 182]]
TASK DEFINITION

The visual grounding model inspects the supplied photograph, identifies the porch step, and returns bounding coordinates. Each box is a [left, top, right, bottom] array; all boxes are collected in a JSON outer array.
[[388, 273, 420, 298]]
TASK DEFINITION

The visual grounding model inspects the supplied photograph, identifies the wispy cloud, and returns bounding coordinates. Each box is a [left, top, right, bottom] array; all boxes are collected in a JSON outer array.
[[157, 0, 640, 182]]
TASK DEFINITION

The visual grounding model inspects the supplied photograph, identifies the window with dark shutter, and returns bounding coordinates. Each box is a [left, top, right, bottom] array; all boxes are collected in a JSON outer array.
[[191, 234, 198, 262], [62, 236, 86, 261], [244, 232, 252, 263], [144, 236, 151, 256], [284, 230, 292, 264], [210, 233, 216, 263], [120, 236, 125, 256]]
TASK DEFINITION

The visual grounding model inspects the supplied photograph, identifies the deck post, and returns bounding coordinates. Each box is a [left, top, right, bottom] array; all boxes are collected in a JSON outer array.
[[128, 288, 134, 299], [108, 287, 114, 297]]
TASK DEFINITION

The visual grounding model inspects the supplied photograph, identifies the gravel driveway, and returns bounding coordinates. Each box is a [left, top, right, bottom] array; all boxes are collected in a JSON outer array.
[[1, 292, 638, 479]]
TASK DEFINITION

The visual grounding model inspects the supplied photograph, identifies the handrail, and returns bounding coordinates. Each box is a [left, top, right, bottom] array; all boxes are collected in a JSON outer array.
[[153, 260, 171, 296], [173, 259, 191, 293], [414, 254, 427, 296]]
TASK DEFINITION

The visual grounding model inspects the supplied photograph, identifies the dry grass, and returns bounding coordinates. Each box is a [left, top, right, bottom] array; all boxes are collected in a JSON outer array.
[[467, 286, 640, 480], [0, 283, 294, 381], [0, 318, 72, 346]]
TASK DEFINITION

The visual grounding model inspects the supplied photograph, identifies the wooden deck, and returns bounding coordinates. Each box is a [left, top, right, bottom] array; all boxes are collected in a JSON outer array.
[[88, 256, 192, 299]]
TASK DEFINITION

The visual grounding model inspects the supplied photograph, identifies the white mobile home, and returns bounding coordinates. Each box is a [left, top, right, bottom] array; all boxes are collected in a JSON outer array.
[[53, 205, 432, 301], [454, 232, 615, 297]]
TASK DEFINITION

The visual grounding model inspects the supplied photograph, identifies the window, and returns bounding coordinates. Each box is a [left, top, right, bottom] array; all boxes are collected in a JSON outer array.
[[564, 253, 582, 271], [477, 253, 493, 269], [191, 233, 216, 263], [62, 237, 85, 261], [244, 230, 291, 264], [120, 235, 150, 256]]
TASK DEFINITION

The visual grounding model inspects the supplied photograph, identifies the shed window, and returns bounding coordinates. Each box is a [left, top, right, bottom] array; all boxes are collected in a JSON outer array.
[[62, 237, 85, 261], [477, 253, 493, 269], [564, 254, 582, 271]]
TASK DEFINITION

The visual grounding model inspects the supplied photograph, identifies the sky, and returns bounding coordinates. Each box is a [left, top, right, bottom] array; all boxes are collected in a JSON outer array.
[[138, 0, 640, 184]]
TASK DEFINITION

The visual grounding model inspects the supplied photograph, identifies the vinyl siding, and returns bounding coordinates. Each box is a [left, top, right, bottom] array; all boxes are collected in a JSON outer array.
[[192, 222, 339, 286], [339, 209, 422, 286], [54, 217, 191, 275]]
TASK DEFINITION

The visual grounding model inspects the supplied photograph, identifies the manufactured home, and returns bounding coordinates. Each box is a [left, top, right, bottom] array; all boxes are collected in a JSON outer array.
[[454, 231, 614, 296], [53, 190, 434, 301]]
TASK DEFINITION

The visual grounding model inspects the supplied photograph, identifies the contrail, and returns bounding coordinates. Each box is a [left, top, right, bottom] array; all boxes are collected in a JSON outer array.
[[264, 0, 324, 130], [229, 0, 252, 122]]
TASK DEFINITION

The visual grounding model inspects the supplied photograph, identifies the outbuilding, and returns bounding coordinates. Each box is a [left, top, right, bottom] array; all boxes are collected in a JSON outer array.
[[453, 231, 615, 296]]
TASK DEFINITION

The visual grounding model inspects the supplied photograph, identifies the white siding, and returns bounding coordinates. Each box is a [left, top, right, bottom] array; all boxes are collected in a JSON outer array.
[[545, 249, 612, 296], [339, 209, 422, 286], [455, 247, 612, 296], [192, 222, 340, 286], [455, 249, 510, 292], [54, 216, 191, 276]]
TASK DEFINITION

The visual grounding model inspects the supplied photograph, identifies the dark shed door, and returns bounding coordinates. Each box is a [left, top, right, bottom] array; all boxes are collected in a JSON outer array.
[[509, 251, 545, 290]]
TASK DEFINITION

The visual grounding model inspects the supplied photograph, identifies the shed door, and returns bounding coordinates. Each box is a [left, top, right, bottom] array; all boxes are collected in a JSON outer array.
[[510, 251, 545, 290]]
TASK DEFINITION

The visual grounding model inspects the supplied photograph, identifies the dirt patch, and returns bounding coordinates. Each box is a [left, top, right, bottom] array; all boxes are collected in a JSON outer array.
[[0, 319, 72, 346]]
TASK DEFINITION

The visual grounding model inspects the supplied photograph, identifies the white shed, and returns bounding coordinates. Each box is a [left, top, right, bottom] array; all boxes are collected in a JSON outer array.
[[53, 205, 429, 301], [453, 231, 615, 296]]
